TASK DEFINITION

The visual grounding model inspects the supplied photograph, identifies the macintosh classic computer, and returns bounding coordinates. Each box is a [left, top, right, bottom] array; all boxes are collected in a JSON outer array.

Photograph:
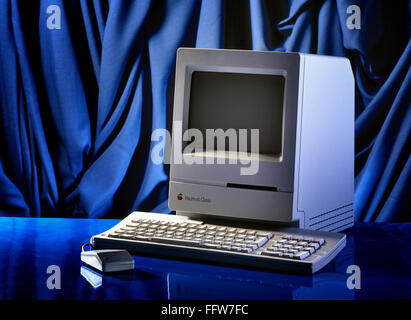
[[169, 48, 354, 232], [92, 48, 355, 274]]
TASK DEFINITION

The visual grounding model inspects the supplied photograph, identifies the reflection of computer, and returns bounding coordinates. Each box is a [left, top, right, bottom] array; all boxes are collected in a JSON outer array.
[[92, 48, 354, 274]]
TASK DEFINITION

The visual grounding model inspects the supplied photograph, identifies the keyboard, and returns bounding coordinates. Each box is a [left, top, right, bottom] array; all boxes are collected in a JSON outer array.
[[91, 211, 346, 274]]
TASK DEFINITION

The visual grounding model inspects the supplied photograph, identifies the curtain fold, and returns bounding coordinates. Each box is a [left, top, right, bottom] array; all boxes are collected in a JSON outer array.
[[0, 0, 409, 221]]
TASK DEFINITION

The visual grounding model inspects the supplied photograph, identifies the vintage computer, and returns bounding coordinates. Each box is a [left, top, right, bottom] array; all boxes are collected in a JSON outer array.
[[91, 48, 355, 274]]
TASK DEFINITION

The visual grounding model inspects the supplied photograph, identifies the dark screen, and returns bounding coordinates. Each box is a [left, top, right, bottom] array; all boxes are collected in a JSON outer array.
[[188, 71, 284, 154]]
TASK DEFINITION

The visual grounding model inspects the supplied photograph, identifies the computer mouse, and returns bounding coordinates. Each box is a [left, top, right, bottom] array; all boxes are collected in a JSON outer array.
[[81, 249, 135, 273]]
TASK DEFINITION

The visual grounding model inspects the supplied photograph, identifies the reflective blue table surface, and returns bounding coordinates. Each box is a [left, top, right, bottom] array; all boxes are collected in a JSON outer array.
[[0, 217, 409, 300]]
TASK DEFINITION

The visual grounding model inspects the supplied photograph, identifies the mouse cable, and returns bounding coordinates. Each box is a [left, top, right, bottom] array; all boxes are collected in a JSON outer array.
[[82, 243, 94, 252]]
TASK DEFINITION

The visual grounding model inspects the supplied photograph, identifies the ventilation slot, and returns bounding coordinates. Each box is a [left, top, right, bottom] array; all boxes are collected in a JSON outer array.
[[308, 203, 354, 232]]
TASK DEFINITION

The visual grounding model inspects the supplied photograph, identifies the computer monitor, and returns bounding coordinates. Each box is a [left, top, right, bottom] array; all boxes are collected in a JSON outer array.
[[168, 48, 354, 232]]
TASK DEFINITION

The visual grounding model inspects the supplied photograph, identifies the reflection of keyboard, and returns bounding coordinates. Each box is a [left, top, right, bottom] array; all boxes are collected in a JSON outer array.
[[91, 212, 346, 274]]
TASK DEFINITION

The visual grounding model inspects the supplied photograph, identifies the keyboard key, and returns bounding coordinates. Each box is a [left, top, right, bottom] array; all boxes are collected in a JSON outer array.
[[297, 241, 308, 247], [261, 251, 283, 257], [151, 236, 201, 247], [233, 242, 245, 247], [108, 233, 121, 238], [117, 234, 134, 239], [313, 238, 325, 245], [308, 242, 320, 250], [120, 226, 136, 231], [127, 222, 139, 226], [293, 251, 310, 260], [203, 243, 221, 249], [255, 237, 268, 247], [302, 247, 315, 254], [257, 232, 273, 239]]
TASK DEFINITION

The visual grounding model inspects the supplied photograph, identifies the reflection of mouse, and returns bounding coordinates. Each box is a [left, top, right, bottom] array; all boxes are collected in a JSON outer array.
[[81, 249, 135, 273], [80, 266, 103, 288]]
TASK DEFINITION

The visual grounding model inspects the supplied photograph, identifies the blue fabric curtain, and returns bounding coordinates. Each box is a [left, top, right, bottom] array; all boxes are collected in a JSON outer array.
[[0, 0, 410, 221]]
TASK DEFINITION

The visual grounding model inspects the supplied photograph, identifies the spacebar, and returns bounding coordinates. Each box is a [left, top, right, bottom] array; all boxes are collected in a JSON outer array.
[[151, 236, 201, 247]]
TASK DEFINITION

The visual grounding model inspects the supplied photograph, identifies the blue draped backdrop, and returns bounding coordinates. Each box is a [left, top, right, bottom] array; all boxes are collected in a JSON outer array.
[[0, 0, 410, 221]]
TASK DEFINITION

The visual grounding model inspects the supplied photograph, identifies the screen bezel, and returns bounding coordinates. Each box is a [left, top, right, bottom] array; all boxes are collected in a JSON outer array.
[[171, 49, 300, 191]]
